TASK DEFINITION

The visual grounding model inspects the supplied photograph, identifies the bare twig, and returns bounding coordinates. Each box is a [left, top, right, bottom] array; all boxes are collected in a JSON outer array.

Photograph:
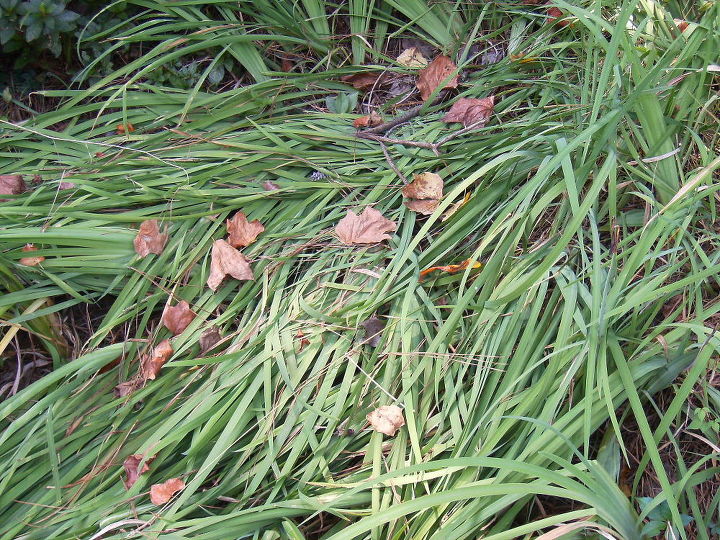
[[379, 142, 408, 184]]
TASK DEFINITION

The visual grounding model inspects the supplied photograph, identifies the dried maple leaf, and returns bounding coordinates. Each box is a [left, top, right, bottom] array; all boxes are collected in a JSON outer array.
[[361, 316, 385, 347], [341, 72, 384, 91], [150, 477, 185, 505], [226, 212, 264, 248], [353, 112, 383, 129], [162, 300, 196, 335], [335, 207, 397, 245], [133, 220, 168, 257], [207, 239, 254, 291], [397, 47, 428, 68], [123, 454, 154, 490], [402, 172, 443, 215], [442, 96, 495, 129], [416, 56, 459, 101], [199, 327, 222, 354], [141, 339, 173, 380], [19, 244, 45, 266], [0, 175, 26, 200], [367, 405, 405, 436], [419, 258, 483, 281]]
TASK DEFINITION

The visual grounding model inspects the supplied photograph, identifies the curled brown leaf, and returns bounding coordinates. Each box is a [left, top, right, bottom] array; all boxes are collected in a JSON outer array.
[[416, 56, 459, 101], [226, 212, 264, 248], [207, 239, 254, 291], [402, 172, 443, 215], [353, 112, 383, 129], [122, 454, 154, 490], [442, 96, 495, 129], [141, 339, 173, 380], [341, 72, 384, 91], [367, 405, 405, 436], [19, 244, 45, 266], [335, 207, 397, 245], [162, 300, 196, 335], [133, 220, 168, 257], [0, 175, 26, 200], [150, 477, 185, 505]]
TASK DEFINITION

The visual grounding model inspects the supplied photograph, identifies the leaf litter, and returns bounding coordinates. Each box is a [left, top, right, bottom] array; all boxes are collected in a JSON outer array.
[[133, 220, 168, 257], [367, 405, 405, 436], [122, 454, 154, 490], [442, 96, 495, 128], [207, 239, 254, 291], [19, 244, 45, 266], [141, 339, 173, 380], [150, 477, 185, 505], [226, 212, 264, 248], [162, 301, 196, 335], [416, 56, 459, 101], [335, 207, 397, 245], [402, 172, 444, 215]]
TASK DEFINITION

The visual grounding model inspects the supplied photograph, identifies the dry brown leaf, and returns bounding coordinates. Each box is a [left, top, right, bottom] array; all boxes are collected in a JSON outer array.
[[353, 112, 383, 129], [335, 207, 397, 245], [114, 379, 142, 398], [141, 339, 173, 380], [341, 72, 383, 91], [134, 220, 168, 257], [397, 47, 428, 68], [226, 212, 264, 248], [199, 327, 222, 354], [0, 175, 26, 200], [402, 172, 443, 200], [162, 300, 196, 335], [416, 56, 459, 101], [547, 6, 572, 26], [150, 477, 185, 505], [123, 454, 154, 490], [419, 258, 483, 281], [361, 316, 385, 347], [404, 199, 440, 215], [442, 97, 495, 128], [367, 405, 405, 436], [402, 172, 443, 215], [58, 181, 76, 190], [117, 123, 135, 135], [207, 239, 254, 291], [295, 330, 310, 352], [263, 180, 280, 191], [19, 244, 45, 266]]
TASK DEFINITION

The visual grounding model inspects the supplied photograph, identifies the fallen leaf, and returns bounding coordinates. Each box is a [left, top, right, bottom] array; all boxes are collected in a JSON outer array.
[[673, 18, 689, 33], [114, 379, 142, 398], [419, 258, 483, 281], [117, 123, 135, 135], [199, 327, 222, 354], [441, 192, 472, 222], [404, 199, 440, 215], [123, 454, 154, 490], [353, 112, 383, 129], [150, 477, 185, 505], [263, 180, 280, 191], [367, 405, 405, 436], [402, 172, 443, 200], [162, 300, 196, 335], [416, 55, 459, 101], [207, 239, 254, 291], [402, 172, 443, 215], [226, 212, 264, 248], [335, 207, 397, 245], [280, 57, 294, 72], [58, 181, 76, 190], [295, 330, 310, 352], [341, 72, 383, 91], [141, 339, 173, 380], [133, 220, 168, 257], [442, 96, 495, 129], [547, 6, 572, 27], [19, 244, 45, 266], [397, 47, 428, 68], [0, 174, 26, 199], [361, 316, 385, 347]]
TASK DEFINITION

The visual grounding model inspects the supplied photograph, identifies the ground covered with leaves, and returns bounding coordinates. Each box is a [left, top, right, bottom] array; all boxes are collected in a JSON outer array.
[[1, 1, 720, 538]]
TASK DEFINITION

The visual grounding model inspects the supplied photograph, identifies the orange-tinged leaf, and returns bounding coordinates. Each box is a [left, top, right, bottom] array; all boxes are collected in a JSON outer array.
[[367, 405, 404, 436], [443, 96, 495, 128], [117, 123, 135, 135], [19, 244, 45, 266], [547, 6, 572, 27], [123, 454, 154, 490], [416, 56, 459, 101], [226, 212, 264, 248], [341, 72, 383, 91], [207, 239, 254, 291], [141, 339, 173, 380], [353, 112, 383, 128], [133, 220, 168, 257], [402, 172, 443, 200], [162, 300, 196, 335], [150, 477, 185, 505], [419, 258, 482, 281], [404, 199, 440, 215], [335, 207, 397, 245]]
